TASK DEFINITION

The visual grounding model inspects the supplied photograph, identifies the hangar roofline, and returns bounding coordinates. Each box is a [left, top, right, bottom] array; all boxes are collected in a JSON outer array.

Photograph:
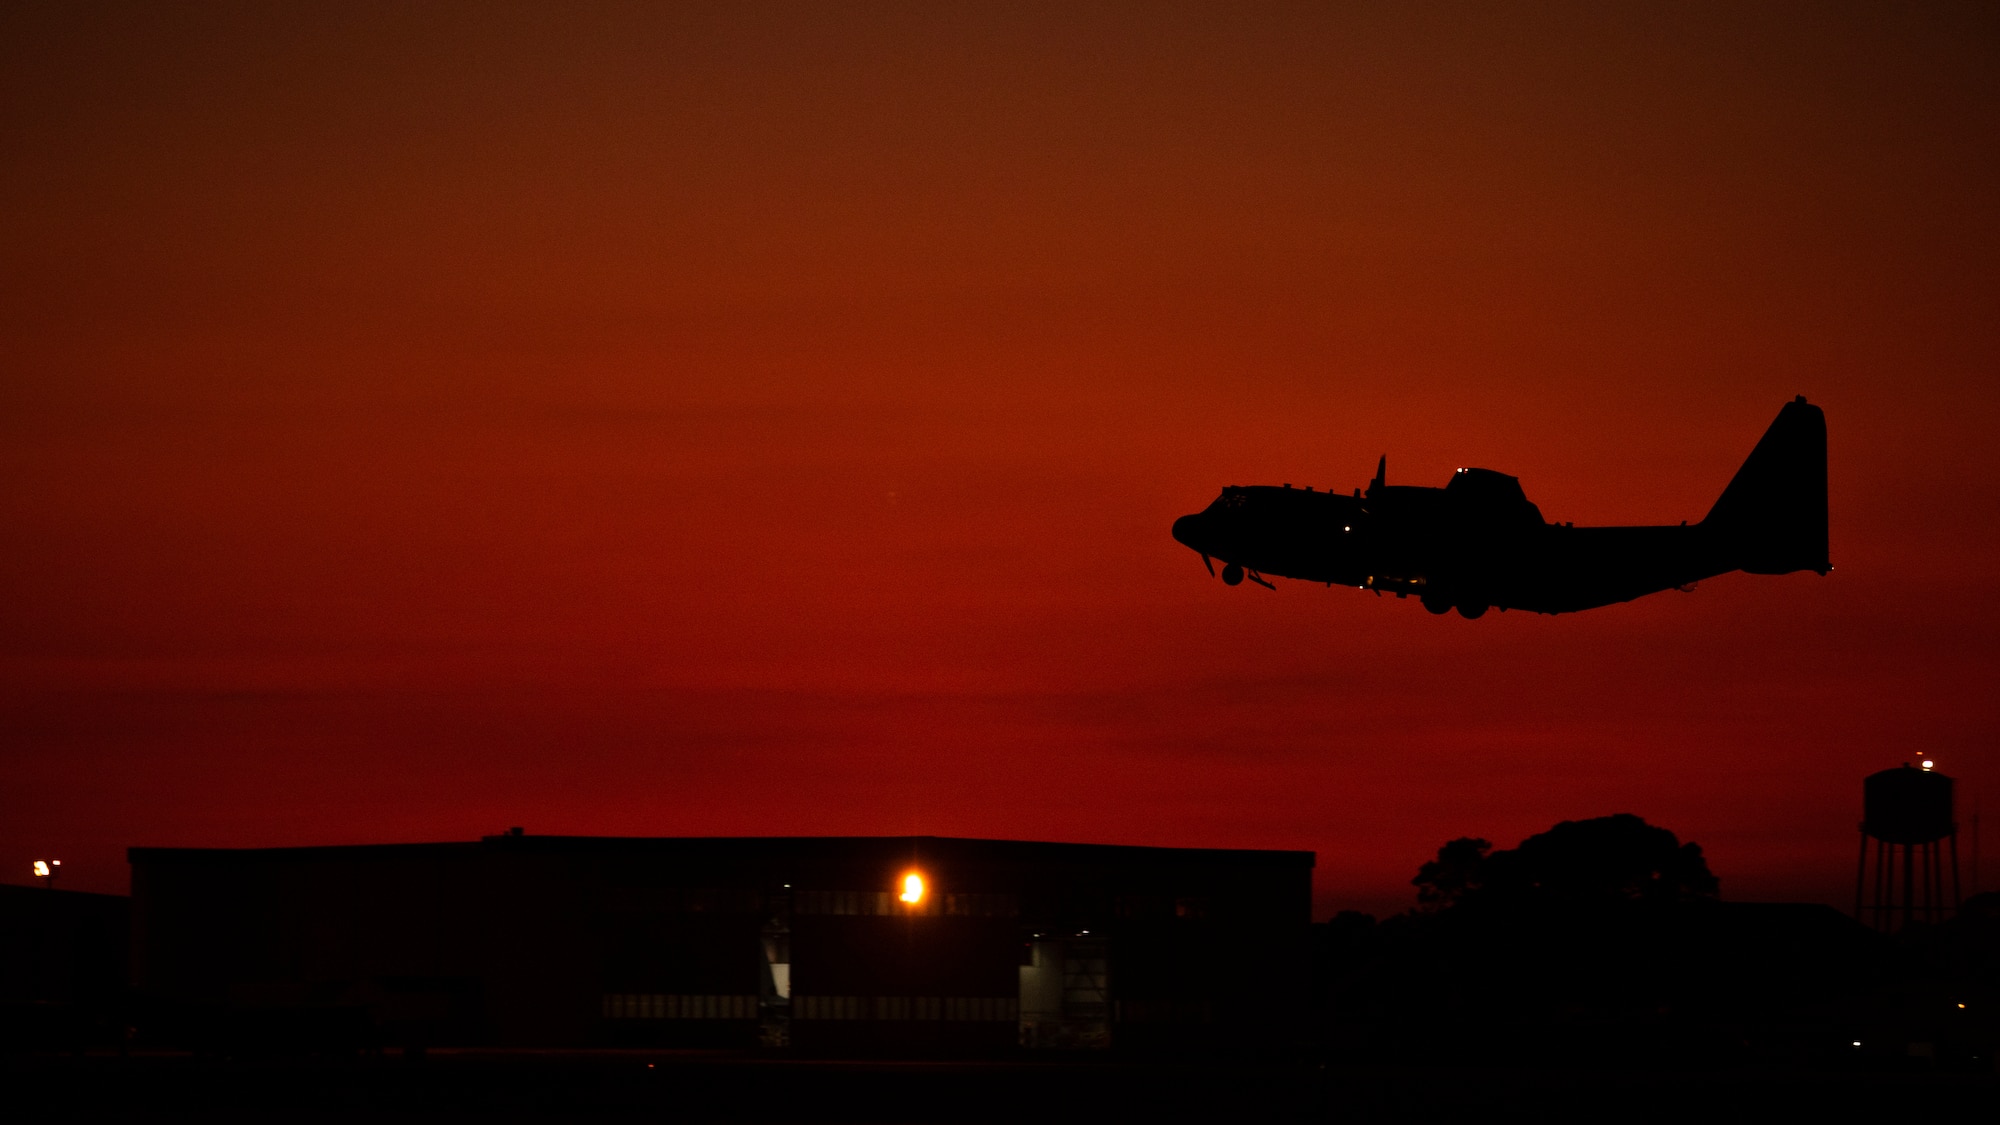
[[128, 834, 1314, 868]]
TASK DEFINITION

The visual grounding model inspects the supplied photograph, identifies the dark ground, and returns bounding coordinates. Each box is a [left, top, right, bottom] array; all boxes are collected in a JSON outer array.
[[6, 1050, 1994, 1123]]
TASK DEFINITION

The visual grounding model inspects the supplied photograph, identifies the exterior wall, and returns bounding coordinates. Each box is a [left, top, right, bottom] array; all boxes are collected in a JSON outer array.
[[0, 885, 130, 1051], [129, 836, 1312, 1054], [132, 842, 600, 1047], [0, 884, 128, 1006]]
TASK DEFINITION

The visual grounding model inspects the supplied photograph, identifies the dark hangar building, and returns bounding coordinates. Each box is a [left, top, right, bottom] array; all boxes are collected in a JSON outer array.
[[129, 835, 1313, 1054]]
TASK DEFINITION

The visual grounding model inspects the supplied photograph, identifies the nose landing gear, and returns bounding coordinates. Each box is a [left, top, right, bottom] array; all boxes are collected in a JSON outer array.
[[1218, 563, 1275, 590]]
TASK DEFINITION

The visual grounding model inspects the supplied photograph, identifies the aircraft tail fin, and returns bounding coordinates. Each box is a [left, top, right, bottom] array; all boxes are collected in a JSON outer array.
[[1701, 396, 1829, 575]]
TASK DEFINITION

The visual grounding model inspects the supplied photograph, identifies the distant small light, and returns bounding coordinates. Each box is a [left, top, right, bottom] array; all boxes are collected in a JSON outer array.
[[1922, 759, 1935, 770], [1852, 1041, 1862, 1048], [1342, 525, 1350, 532], [1958, 1003, 1968, 1009], [899, 872, 926, 905], [1456, 468, 1465, 473], [32, 861, 50, 878]]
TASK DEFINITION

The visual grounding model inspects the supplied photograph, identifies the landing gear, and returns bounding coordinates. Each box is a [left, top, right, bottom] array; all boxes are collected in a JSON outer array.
[[1421, 593, 1452, 615], [1221, 564, 1244, 586], [1457, 602, 1488, 619]]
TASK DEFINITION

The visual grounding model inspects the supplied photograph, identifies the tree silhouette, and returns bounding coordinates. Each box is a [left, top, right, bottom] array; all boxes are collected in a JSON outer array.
[[1411, 814, 1718, 913], [1321, 814, 1896, 1066], [1485, 814, 1718, 906], [1411, 837, 1492, 911]]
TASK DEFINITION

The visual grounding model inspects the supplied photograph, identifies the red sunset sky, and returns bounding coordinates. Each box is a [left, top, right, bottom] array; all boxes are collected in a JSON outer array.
[[4, 2, 1997, 918]]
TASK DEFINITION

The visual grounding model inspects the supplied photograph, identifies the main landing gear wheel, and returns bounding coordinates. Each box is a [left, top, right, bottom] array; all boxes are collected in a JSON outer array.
[[1457, 602, 1488, 619], [1221, 563, 1244, 586], [1421, 593, 1452, 615]]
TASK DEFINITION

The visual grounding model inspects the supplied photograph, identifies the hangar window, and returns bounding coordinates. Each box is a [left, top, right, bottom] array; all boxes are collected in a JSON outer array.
[[793, 889, 1018, 917]]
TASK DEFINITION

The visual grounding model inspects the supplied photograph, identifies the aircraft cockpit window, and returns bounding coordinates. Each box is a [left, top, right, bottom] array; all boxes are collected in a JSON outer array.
[[1219, 490, 1247, 509]]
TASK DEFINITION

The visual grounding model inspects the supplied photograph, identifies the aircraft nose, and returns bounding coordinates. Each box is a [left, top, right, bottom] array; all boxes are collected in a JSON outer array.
[[1171, 513, 1202, 548]]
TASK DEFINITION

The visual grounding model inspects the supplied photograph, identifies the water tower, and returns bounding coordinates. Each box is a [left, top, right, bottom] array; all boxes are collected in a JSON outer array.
[[1854, 760, 1959, 930]]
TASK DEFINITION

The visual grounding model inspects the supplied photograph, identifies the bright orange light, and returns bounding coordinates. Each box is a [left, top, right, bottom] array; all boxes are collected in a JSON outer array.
[[899, 872, 926, 905], [32, 861, 50, 878]]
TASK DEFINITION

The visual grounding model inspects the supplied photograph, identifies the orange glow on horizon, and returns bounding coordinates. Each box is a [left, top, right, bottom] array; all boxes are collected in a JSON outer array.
[[899, 872, 926, 905]]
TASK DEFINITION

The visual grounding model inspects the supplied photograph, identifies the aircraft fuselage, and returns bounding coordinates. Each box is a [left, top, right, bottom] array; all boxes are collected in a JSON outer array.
[[1170, 398, 1829, 617]]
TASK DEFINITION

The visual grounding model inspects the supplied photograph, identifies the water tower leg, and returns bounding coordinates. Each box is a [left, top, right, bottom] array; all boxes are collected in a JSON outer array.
[[1875, 838, 1890, 929], [1854, 830, 1868, 919], [1903, 841, 1915, 930], [1933, 840, 1945, 920], [1928, 836, 1944, 916], [1949, 832, 1962, 914], [1925, 840, 1939, 923], [1919, 841, 1930, 923]]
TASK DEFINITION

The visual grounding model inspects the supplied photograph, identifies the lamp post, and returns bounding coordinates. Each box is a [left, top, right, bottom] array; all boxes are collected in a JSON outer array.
[[899, 869, 928, 1032]]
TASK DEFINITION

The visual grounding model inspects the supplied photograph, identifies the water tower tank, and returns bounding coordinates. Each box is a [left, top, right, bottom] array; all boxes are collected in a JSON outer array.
[[1862, 764, 1954, 845]]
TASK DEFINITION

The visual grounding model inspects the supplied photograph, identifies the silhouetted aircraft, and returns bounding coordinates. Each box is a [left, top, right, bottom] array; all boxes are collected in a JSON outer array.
[[1171, 397, 1828, 617]]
